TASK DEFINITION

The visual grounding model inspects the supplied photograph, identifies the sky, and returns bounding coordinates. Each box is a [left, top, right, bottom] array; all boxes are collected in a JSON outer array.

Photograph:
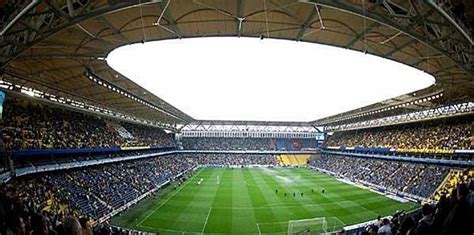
[[107, 37, 435, 122]]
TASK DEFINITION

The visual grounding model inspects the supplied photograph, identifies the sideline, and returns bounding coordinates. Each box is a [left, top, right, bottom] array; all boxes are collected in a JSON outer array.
[[201, 207, 212, 234]]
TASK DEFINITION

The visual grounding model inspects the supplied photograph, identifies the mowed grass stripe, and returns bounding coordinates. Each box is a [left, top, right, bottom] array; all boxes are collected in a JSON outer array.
[[257, 168, 315, 219], [242, 168, 284, 233], [293, 168, 388, 223], [230, 169, 259, 234], [170, 169, 222, 232], [291, 168, 416, 224], [258, 168, 350, 233], [266, 168, 344, 217], [205, 169, 233, 233], [140, 169, 218, 232], [144, 169, 204, 225], [250, 168, 317, 234], [111, 167, 418, 234], [277, 168, 375, 225]]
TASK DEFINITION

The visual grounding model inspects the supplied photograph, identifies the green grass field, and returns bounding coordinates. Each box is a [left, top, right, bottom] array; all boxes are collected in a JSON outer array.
[[111, 167, 417, 234]]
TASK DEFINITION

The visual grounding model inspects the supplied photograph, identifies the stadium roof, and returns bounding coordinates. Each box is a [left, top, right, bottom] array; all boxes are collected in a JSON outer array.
[[0, 0, 472, 128]]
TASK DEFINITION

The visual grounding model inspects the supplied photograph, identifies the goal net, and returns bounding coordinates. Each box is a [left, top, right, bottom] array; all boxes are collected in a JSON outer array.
[[287, 217, 327, 235]]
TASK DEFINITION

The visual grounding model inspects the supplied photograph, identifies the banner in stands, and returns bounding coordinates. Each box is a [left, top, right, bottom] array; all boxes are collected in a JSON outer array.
[[353, 146, 390, 153], [395, 148, 454, 154], [324, 146, 466, 155], [11, 146, 175, 157], [325, 146, 391, 153], [120, 146, 151, 150], [275, 138, 319, 151], [322, 150, 474, 167], [11, 147, 122, 157]]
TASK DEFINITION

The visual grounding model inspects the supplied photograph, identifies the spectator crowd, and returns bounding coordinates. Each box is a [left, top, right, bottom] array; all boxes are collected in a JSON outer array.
[[120, 123, 174, 147], [177, 153, 277, 166], [1, 97, 175, 150], [2, 149, 472, 235], [433, 169, 474, 201], [0, 153, 277, 234], [359, 182, 472, 235], [325, 117, 473, 150], [181, 137, 275, 150], [311, 155, 473, 235], [309, 154, 449, 198]]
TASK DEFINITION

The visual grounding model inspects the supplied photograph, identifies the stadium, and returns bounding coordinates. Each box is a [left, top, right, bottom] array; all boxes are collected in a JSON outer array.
[[0, 0, 473, 234]]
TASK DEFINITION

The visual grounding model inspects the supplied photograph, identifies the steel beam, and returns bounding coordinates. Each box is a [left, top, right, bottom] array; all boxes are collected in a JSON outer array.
[[236, 0, 245, 36], [0, 0, 161, 68], [345, 22, 378, 48], [0, 0, 43, 36], [32, 40, 103, 52], [99, 16, 131, 44], [300, 0, 472, 73], [384, 39, 415, 57], [424, 0, 472, 45], [158, 0, 182, 38], [15, 54, 104, 61], [296, 8, 317, 41], [24, 64, 89, 76]]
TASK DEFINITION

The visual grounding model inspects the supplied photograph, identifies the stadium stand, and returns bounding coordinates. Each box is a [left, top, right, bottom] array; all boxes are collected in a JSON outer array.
[[181, 137, 274, 150], [108, 122, 134, 140], [0, 153, 277, 234], [1, 0, 473, 234], [0, 95, 472, 234], [433, 169, 474, 201], [2, 151, 472, 234], [276, 154, 310, 166], [179, 153, 277, 166], [1, 98, 122, 150], [121, 122, 174, 147], [309, 154, 450, 198], [181, 137, 319, 151], [0, 97, 175, 151], [360, 181, 472, 235], [274, 138, 319, 151], [325, 116, 473, 151], [279, 154, 293, 166]]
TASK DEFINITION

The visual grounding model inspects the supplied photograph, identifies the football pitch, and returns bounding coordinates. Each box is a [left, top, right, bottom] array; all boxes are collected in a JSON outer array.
[[111, 167, 417, 234]]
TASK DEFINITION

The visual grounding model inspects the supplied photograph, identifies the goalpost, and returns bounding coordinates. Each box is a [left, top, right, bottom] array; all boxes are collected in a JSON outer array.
[[287, 217, 327, 235]]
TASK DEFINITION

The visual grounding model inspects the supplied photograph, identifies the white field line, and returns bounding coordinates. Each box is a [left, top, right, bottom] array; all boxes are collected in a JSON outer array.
[[256, 220, 288, 234], [210, 195, 386, 210], [137, 223, 191, 234], [201, 207, 212, 234], [256, 223, 262, 235], [137, 170, 202, 227], [257, 221, 289, 226]]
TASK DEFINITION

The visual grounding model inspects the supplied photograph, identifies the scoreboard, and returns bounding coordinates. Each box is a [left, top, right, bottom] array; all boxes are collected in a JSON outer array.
[[314, 132, 324, 140]]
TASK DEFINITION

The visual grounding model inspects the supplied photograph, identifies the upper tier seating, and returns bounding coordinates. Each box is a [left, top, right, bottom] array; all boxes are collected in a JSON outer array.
[[325, 116, 473, 150], [1, 97, 175, 150]]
